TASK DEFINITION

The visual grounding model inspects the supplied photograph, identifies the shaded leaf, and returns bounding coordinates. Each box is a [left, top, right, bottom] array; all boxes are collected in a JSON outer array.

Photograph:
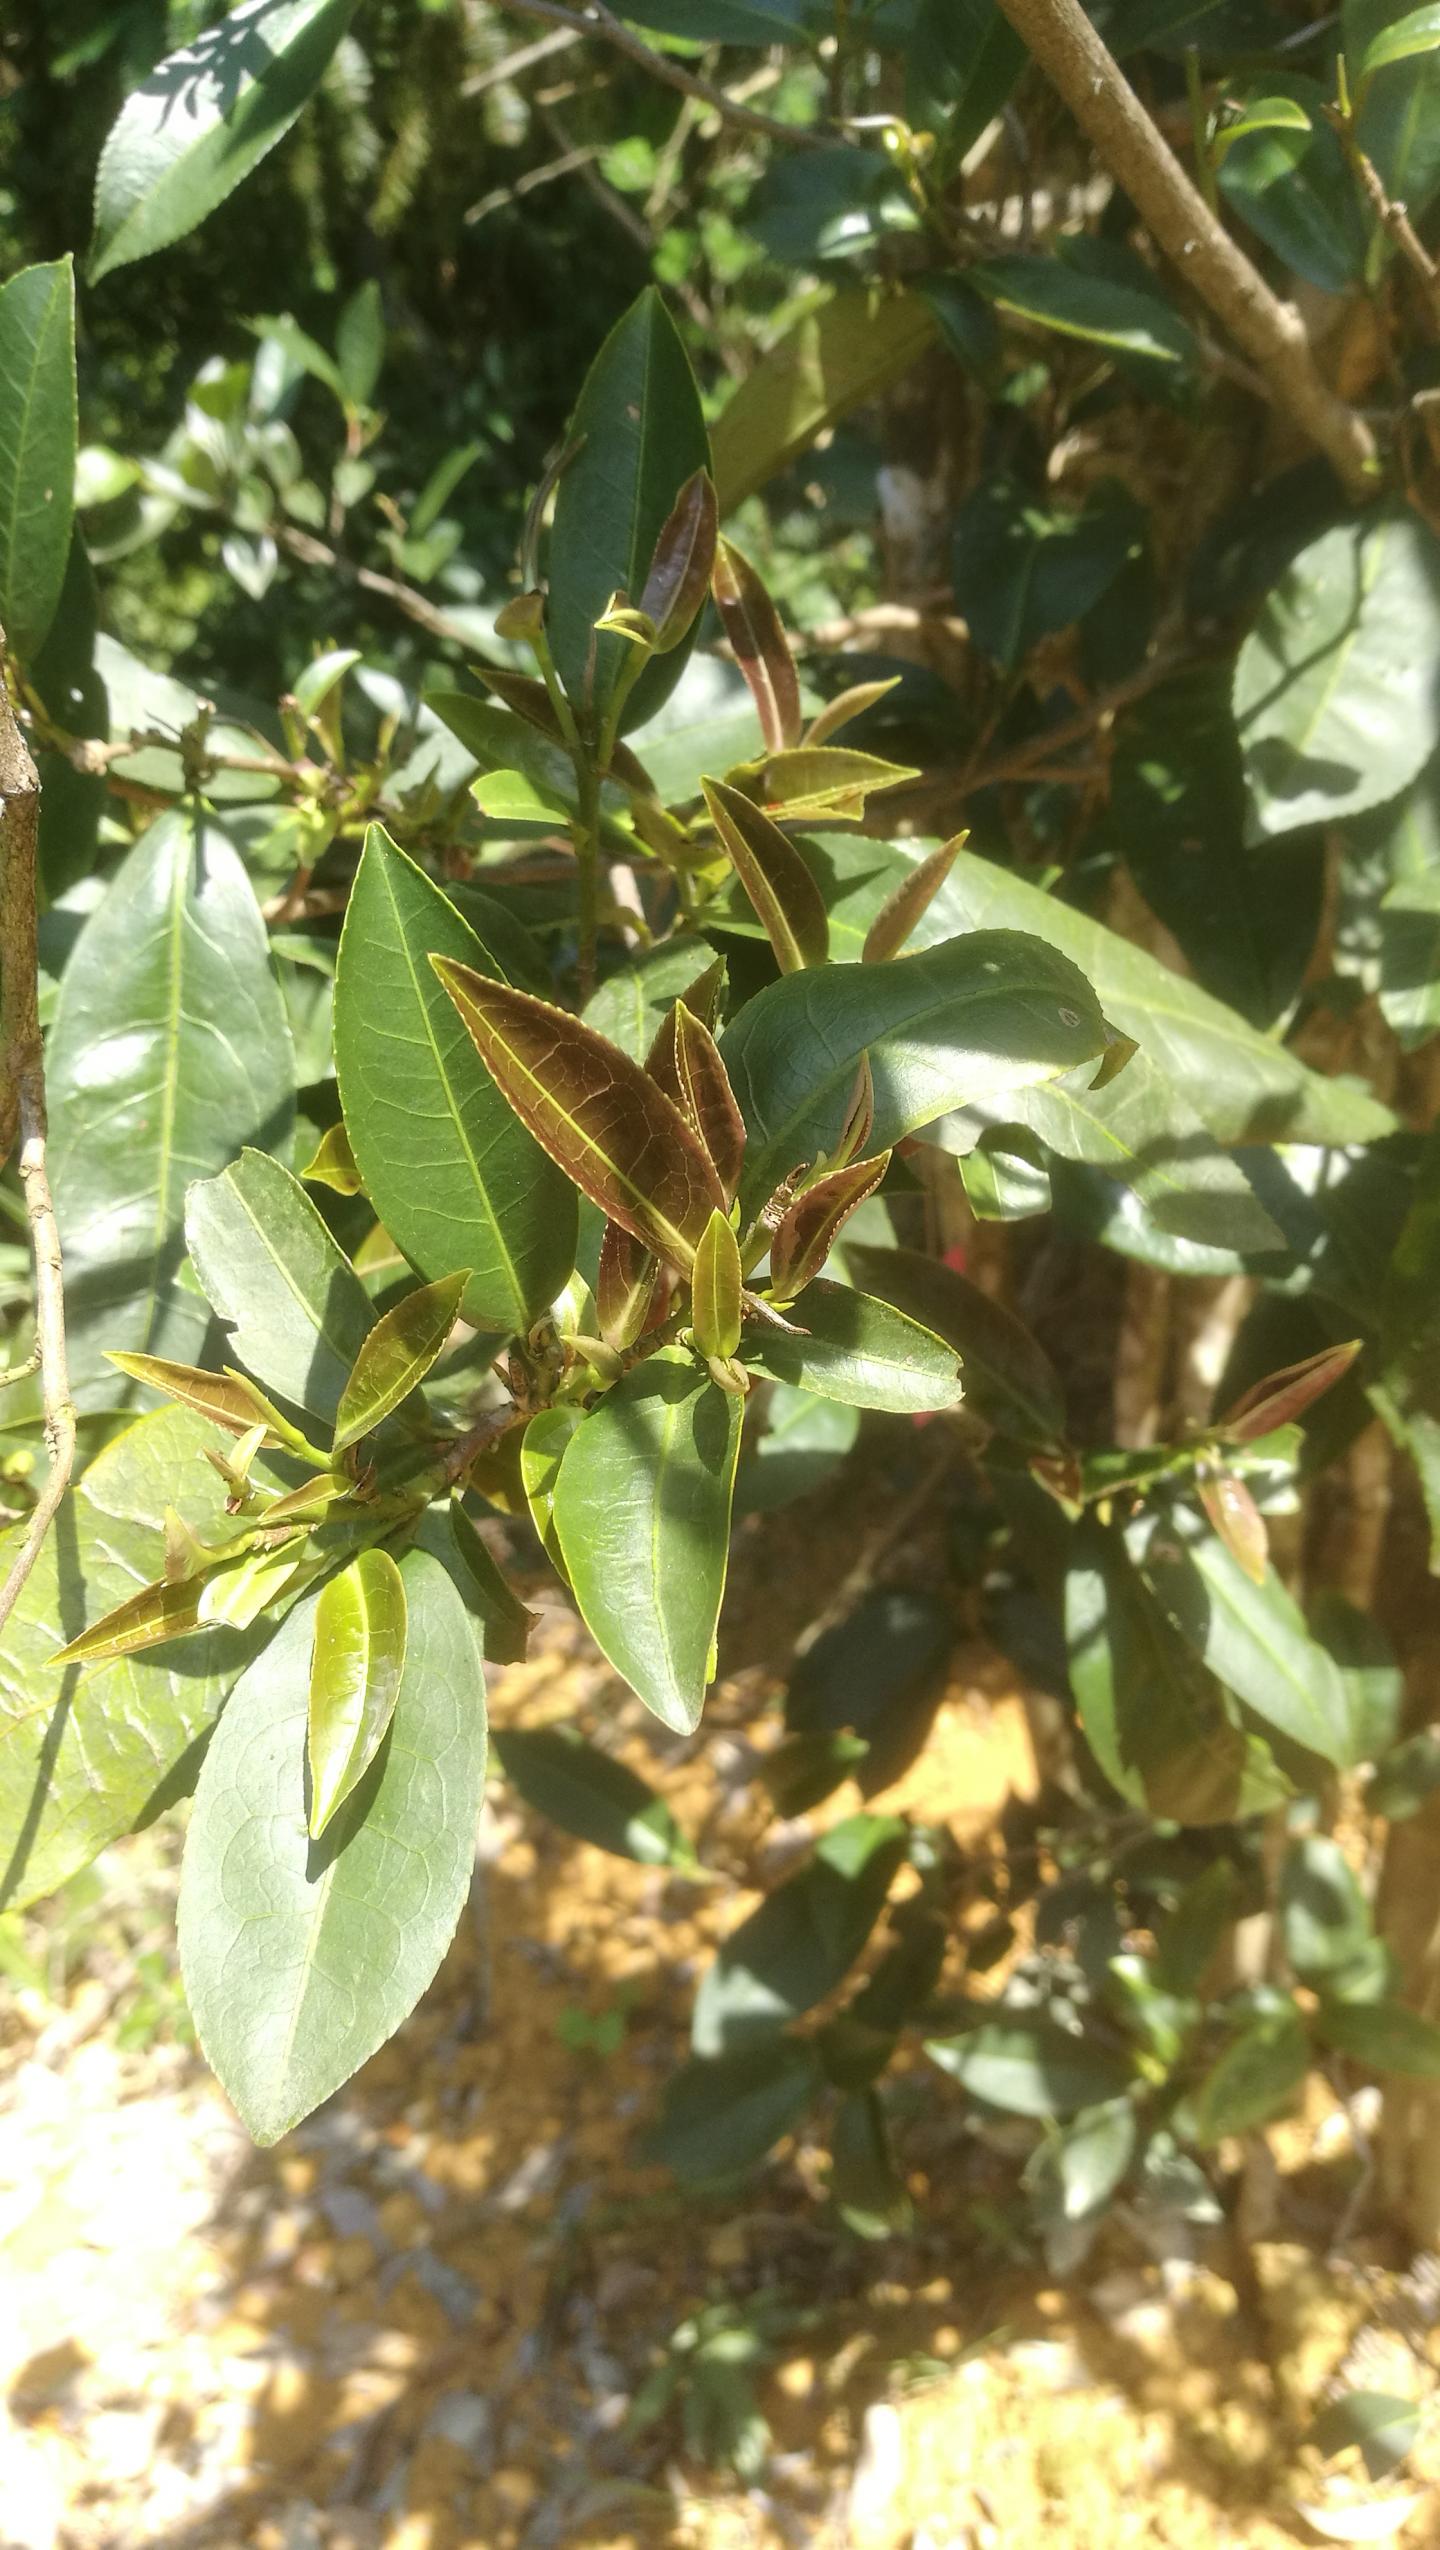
[[1315, 1997, 1440, 2077], [711, 288, 938, 512], [585, 938, 717, 1062], [693, 1814, 907, 2054], [1136, 1511, 1357, 1769], [954, 478, 1145, 669], [306, 1549, 408, 1836], [970, 251, 1195, 366], [741, 1279, 963, 1414], [185, 1150, 374, 1426], [645, 2039, 823, 2182], [332, 1269, 468, 1453], [639, 468, 718, 654], [0, 257, 76, 661], [1188, 2008, 1309, 2142], [844, 1242, 1066, 1449], [597, 1218, 666, 1350], [492, 1725, 694, 1868], [926, 2020, 1132, 2117], [438, 1504, 536, 1666], [1217, 74, 1367, 293]]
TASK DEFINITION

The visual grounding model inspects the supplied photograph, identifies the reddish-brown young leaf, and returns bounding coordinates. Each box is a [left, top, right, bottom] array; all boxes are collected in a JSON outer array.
[[1198, 1469, 1270, 1585], [803, 677, 901, 746], [770, 1152, 892, 1302], [1215, 1340, 1362, 1444], [711, 536, 802, 753], [833, 1053, 874, 1168], [701, 776, 829, 975], [647, 999, 747, 1202], [676, 953, 727, 1030], [863, 834, 968, 963], [640, 469, 719, 656], [597, 1217, 668, 1349], [432, 959, 725, 1272]]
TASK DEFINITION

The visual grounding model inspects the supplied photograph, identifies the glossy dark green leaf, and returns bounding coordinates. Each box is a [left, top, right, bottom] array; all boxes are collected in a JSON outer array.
[[711, 289, 938, 513], [31, 533, 106, 896], [970, 251, 1195, 367], [645, 2039, 824, 2183], [185, 1150, 374, 1426], [770, 1156, 890, 1302], [306, 1549, 409, 1836], [1105, 668, 1324, 1027], [990, 1050, 1285, 1253], [552, 1348, 742, 1733], [434, 960, 725, 1273], [926, 2020, 1132, 2118], [953, 478, 1144, 669], [335, 827, 577, 1333], [332, 1270, 468, 1453], [713, 530, 805, 744], [742, 1278, 961, 1414], [428, 689, 602, 823], [584, 939, 716, 1063], [692, 1814, 907, 2054], [90, 0, 357, 281], [1065, 1524, 1289, 1824], [49, 809, 296, 1411], [548, 288, 709, 734], [932, 850, 1394, 1147], [691, 1210, 743, 1361], [1216, 75, 1367, 294], [745, 144, 920, 268], [844, 1243, 1066, 1449], [0, 257, 76, 661], [703, 778, 829, 974], [436, 1504, 536, 1666], [1235, 513, 1440, 839], [0, 1406, 286, 1910], [492, 1725, 694, 1868], [1315, 1996, 1440, 2076], [646, 1001, 746, 1203], [179, 1548, 486, 2143], [1187, 2008, 1309, 2142], [1136, 1511, 1358, 1768], [723, 927, 1110, 1215]]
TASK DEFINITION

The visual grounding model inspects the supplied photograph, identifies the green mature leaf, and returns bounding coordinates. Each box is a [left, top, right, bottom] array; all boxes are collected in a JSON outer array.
[[1217, 75, 1367, 294], [1236, 514, 1440, 839], [844, 1243, 1066, 1449], [332, 1270, 468, 1453], [520, 1406, 583, 1583], [492, 1725, 694, 1868], [691, 1210, 743, 1361], [306, 1549, 408, 1836], [703, 778, 829, 972], [335, 828, 576, 1334], [908, 0, 1027, 168], [1353, 0, 1440, 236], [90, 0, 357, 281], [428, 690, 626, 827], [432, 1504, 536, 1666], [737, 1383, 860, 1514], [970, 252, 1195, 366], [1279, 1835, 1377, 1985], [185, 1150, 373, 1425], [741, 1280, 964, 1415], [336, 278, 384, 408], [1380, 871, 1440, 1050], [1034, 2099, 1138, 2225], [953, 478, 1144, 669], [645, 2039, 824, 2182], [932, 850, 1394, 1146], [179, 1549, 486, 2142], [711, 288, 938, 513], [31, 532, 106, 896], [926, 2020, 1132, 2117], [711, 538, 802, 754], [552, 1348, 742, 1732], [1212, 96, 1313, 161], [548, 288, 709, 734], [0, 259, 76, 662], [433, 961, 725, 1273], [1315, 1996, 1440, 2076], [1136, 1512, 1357, 1767], [0, 1406, 286, 1911], [49, 809, 296, 1411], [722, 927, 1111, 1214], [584, 940, 716, 1062], [693, 1815, 907, 2054], [1188, 2008, 1310, 2141], [1104, 667, 1324, 1027], [1065, 1524, 1289, 1824]]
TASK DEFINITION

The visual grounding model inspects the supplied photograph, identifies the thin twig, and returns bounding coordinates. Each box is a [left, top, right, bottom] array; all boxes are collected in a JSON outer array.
[[461, 20, 580, 94], [991, 0, 1382, 500], [275, 523, 477, 645], [1326, 104, 1440, 336], [0, 646, 75, 1638], [483, 0, 828, 148]]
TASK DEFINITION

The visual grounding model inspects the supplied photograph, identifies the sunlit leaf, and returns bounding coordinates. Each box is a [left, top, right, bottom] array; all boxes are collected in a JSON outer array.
[[647, 1000, 747, 1202], [691, 1209, 744, 1361], [742, 1279, 963, 1413], [770, 1155, 891, 1302], [306, 1549, 409, 1836], [844, 1242, 1066, 1449], [702, 777, 829, 973], [863, 833, 966, 964], [710, 537, 802, 753], [639, 468, 719, 655], [186, 1150, 373, 1425], [332, 1270, 468, 1453], [711, 288, 937, 512]]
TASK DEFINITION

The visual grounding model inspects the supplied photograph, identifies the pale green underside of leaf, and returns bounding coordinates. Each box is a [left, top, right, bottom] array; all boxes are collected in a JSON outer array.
[[179, 1549, 486, 2144]]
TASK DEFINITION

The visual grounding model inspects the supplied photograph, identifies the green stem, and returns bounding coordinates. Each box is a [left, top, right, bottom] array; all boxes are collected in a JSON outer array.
[[573, 751, 603, 998]]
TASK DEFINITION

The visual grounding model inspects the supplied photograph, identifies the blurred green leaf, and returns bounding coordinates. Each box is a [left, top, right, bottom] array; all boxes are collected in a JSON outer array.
[[0, 257, 76, 661], [493, 1725, 695, 1868]]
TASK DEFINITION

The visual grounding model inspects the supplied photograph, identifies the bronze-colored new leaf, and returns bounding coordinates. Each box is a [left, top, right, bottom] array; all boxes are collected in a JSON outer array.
[[1215, 1340, 1362, 1445], [432, 959, 725, 1272], [1198, 1470, 1269, 1585], [863, 833, 967, 963], [701, 776, 829, 975], [105, 1352, 281, 1441], [770, 1152, 892, 1302], [711, 535, 802, 753], [647, 999, 746, 1202], [691, 1208, 743, 1360], [597, 1218, 667, 1349], [639, 468, 718, 655]]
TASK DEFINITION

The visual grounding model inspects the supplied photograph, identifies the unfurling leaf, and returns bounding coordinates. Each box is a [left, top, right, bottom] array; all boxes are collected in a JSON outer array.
[[520, 1405, 583, 1582], [597, 1218, 667, 1349], [702, 777, 829, 974], [1215, 1340, 1362, 1443], [493, 589, 547, 643], [639, 468, 719, 654], [646, 1000, 747, 1201], [552, 1349, 743, 1732], [1197, 1470, 1268, 1585], [804, 678, 902, 746], [52, 1572, 205, 1665], [332, 1269, 470, 1453], [770, 1155, 891, 1302], [692, 1209, 744, 1360], [103, 1351, 322, 1458], [711, 537, 802, 753], [302, 1121, 363, 1195], [306, 1548, 409, 1836], [432, 960, 725, 1271], [863, 833, 968, 963], [759, 746, 918, 824]]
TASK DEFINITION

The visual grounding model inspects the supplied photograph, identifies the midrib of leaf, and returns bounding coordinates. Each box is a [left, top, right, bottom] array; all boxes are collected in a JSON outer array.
[[474, 1008, 705, 1266], [376, 860, 525, 1330], [228, 1171, 365, 1371]]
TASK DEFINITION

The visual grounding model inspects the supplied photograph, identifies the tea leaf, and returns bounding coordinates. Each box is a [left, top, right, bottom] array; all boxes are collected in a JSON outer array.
[[702, 778, 830, 973], [332, 1270, 469, 1453], [306, 1550, 409, 1836]]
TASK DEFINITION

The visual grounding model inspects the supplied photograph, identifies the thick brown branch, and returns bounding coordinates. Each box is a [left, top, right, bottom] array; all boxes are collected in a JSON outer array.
[[991, 0, 1382, 501], [483, 0, 827, 148], [0, 650, 75, 1637]]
